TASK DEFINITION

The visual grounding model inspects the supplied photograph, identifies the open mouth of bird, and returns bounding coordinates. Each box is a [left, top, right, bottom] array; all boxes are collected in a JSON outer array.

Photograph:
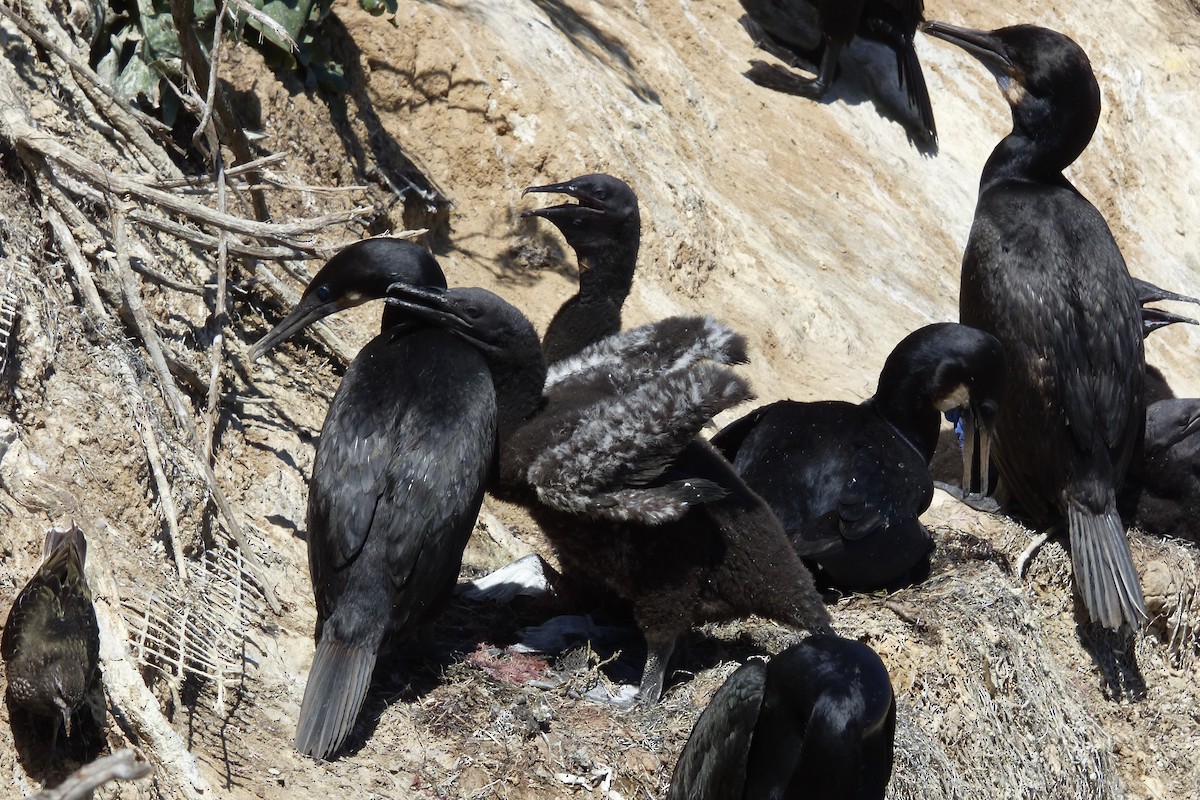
[[520, 182, 607, 219]]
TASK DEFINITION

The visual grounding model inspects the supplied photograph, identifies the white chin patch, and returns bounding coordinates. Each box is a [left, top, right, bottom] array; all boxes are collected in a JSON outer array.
[[936, 384, 971, 412], [998, 76, 1027, 106]]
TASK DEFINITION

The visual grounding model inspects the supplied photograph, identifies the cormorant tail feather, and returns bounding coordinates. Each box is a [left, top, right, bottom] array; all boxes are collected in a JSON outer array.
[[1067, 503, 1147, 634], [295, 638, 377, 760]]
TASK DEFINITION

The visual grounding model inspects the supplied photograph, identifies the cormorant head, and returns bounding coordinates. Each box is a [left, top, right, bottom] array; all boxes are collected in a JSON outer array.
[[921, 22, 1100, 169], [248, 238, 446, 361], [522, 173, 641, 265], [877, 323, 1005, 424], [385, 284, 547, 438]]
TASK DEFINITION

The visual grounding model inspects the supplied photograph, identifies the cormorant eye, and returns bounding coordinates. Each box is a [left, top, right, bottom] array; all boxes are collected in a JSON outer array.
[[465, 305, 483, 319], [316, 285, 332, 302], [571, 218, 584, 228]]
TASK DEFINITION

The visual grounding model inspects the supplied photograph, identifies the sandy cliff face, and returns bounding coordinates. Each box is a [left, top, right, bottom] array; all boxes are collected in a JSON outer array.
[[0, 0, 1198, 797]]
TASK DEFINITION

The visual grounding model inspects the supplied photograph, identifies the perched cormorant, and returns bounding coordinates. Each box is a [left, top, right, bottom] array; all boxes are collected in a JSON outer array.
[[667, 634, 895, 800], [522, 174, 641, 364], [2, 526, 102, 748], [712, 323, 1006, 592], [924, 22, 1147, 632], [739, 0, 936, 144], [385, 284, 833, 701], [250, 239, 497, 760]]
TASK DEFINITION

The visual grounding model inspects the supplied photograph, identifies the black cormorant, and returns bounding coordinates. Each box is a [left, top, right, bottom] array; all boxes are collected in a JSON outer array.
[[385, 285, 833, 701], [2, 526, 102, 748], [250, 238, 497, 760], [522, 174, 641, 364], [924, 21, 1147, 632], [667, 634, 895, 800], [739, 0, 936, 144], [712, 323, 1006, 592]]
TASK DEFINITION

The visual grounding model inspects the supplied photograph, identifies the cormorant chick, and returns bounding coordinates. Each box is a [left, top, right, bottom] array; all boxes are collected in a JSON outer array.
[[668, 634, 895, 800], [522, 174, 641, 364], [739, 0, 936, 144], [712, 323, 1006, 592], [2, 527, 102, 748], [385, 285, 832, 701], [924, 22, 1147, 632], [250, 239, 496, 761]]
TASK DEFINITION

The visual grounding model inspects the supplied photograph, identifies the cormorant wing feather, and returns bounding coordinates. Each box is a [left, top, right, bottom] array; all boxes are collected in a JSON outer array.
[[522, 363, 752, 524], [667, 661, 767, 800], [307, 333, 497, 616], [545, 316, 748, 397], [838, 429, 933, 541]]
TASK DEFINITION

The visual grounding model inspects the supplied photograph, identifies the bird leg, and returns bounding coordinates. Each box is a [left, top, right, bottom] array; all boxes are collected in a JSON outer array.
[[637, 635, 677, 703], [745, 39, 841, 99], [738, 15, 821, 72]]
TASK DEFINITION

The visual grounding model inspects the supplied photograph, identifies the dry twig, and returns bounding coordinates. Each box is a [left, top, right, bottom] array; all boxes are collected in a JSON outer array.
[[23, 749, 152, 800]]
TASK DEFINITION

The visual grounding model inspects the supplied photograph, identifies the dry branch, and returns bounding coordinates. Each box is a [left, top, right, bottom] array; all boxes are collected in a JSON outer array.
[[23, 749, 152, 800]]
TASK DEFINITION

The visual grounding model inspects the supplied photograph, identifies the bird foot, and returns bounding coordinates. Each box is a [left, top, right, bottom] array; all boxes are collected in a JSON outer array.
[[934, 482, 1002, 514], [744, 61, 827, 98]]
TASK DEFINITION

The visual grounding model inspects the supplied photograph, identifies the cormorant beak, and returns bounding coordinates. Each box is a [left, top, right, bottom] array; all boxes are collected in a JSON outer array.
[[922, 21, 1020, 90], [958, 399, 998, 500], [384, 283, 479, 341], [248, 290, 364, 362], [1142, 308, 1198, 337], [520, 180, 607, 221]]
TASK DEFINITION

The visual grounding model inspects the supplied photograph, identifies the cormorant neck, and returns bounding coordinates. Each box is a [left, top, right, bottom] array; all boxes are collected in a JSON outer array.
[[982, 87, 1098, 188], [865, 393, 939, 463], [575, 233, 638, 304], [492, 352, 548, 449]]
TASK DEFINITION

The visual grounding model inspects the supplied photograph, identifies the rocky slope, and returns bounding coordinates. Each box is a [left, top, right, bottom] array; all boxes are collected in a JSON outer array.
[[0, 0, 1198, 798]]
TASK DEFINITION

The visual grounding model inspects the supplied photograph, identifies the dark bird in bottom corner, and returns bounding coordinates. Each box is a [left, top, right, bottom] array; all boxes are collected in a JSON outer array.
[[738, 0, 936, 144], [385, 284, 833, 703], [923, 21, 1148, 634], [2, 526, 103, 749], [521, 173, 641, 365], [713, 323, 1006, 593], [250, 238, 497, 761], [668, 634, 895, 800]]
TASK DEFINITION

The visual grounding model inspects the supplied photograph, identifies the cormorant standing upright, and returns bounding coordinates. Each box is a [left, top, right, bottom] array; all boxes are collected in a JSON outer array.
[[667, 634, 895, 800], [924, 22, 1147, 632], [712, 323, 1006, 592], [522, 174, 641, 364], [739, 0, 936, 144], [385, 285, 833, 701], [2, 526, 102, 749], [250, 239, 497, 760]]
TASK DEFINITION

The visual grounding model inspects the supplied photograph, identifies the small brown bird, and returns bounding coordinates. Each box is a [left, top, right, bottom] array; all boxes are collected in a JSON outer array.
[[2, 526, 103, 748]]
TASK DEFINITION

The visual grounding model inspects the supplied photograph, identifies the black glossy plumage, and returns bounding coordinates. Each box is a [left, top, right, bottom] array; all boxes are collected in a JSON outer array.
[[522, 174, 641, 364], [668, 634, 895, 800], [925, 22, 1147, 632], [1123, 398, 1200, 541], [250, 239, 496, 761], [713, 323, 1006, 592], [2, 527, 102, 747], [739, 0, 935, 144], [385, 285, 832, 702]]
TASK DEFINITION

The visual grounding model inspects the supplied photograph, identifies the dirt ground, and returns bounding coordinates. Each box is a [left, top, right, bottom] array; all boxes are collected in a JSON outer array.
[[1, 0, 1199, 797]]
